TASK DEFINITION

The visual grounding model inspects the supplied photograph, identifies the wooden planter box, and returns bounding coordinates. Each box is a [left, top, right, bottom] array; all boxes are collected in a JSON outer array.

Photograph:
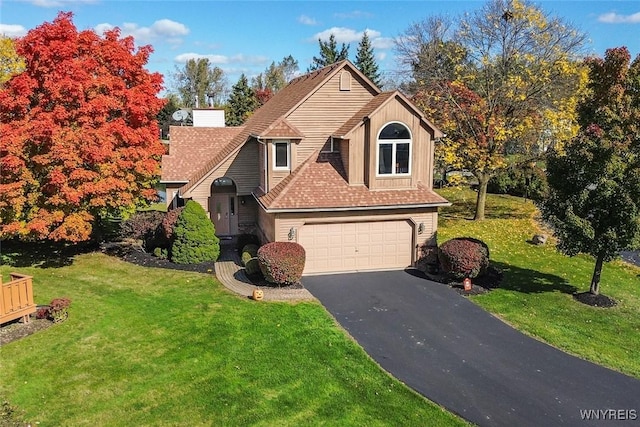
[[1, 273, 36, 325]]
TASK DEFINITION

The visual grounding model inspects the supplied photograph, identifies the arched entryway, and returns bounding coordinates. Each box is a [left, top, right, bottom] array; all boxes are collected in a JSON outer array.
[[209, 177, 238, 235]]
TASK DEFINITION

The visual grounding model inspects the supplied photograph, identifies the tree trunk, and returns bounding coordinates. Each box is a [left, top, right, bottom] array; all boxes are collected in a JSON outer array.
[[474, 176, 489, 221], [589, 253, 605, 295]]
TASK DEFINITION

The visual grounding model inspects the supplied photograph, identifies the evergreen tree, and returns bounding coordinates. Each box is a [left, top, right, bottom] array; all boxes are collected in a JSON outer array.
[[225, 74, 259, 126], [308, 34, 349, 71], [355, 31, 381, 87]]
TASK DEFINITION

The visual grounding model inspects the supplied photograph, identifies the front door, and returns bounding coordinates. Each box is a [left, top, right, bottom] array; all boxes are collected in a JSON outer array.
[[210, 193, 238, 235]]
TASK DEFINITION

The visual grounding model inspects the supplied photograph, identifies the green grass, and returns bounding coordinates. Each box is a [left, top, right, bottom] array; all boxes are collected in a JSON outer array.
[[437, 187, 640, 378], [0, 252, 465, 426]]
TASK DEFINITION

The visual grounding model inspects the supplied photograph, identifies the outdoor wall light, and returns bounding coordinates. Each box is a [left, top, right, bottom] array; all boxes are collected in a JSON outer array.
[[418, 223, 425, 234], [288, 227, 297, 241]]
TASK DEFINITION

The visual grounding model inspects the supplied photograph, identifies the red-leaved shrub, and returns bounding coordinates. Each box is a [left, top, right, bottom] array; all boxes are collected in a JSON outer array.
[[161, 206, 184, 241], [257, 242, 305, 286], [438, 237, 490, 280]]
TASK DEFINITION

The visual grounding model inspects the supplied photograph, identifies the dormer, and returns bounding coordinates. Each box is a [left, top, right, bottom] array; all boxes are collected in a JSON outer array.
[[332, 91, 443, 190], [255, 117, 304, 193]]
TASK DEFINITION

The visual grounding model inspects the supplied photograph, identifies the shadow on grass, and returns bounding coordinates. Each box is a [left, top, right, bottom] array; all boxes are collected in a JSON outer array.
[[492, 260, 577, 295], [0, 240, 98, 269], [440, 194, 533, 221]]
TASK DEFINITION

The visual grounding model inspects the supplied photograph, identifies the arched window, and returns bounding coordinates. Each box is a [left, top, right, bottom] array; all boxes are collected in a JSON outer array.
[[377, 122, 411, 176]]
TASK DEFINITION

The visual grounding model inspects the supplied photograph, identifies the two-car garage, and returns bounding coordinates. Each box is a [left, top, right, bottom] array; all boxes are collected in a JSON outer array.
[[298, 220, 413, 274]]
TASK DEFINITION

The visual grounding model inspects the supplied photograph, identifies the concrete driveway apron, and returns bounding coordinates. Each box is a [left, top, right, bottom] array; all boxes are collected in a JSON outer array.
[[303, 270, 640, 427]]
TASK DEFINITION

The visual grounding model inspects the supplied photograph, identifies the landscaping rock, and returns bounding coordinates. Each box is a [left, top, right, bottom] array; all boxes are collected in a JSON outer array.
[[532, 234, 547, 245]]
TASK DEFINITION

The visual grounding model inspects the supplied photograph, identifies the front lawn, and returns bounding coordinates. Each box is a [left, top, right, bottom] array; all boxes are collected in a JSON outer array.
[[0, 252, 464, 426], [437, 187, 640, 378]]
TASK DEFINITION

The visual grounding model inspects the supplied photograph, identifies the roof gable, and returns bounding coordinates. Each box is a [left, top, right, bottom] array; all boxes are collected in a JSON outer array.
[[180, 60, 380, 194], [333, 91, 444, 140]]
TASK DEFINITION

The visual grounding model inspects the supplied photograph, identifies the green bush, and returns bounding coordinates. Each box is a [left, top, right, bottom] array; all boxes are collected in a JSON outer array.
[[170, 201, 220, 264], [236, 233, 260, 253], [244, 258, 262, 276], [257, 242, 305, 286], [487, 166, 548, 201], [438, 237, 490, 280], [153, 247, 168, 259], [241, 244, 259, 266]]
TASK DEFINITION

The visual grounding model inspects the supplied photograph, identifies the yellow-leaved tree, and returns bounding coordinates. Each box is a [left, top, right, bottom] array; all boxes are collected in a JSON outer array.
[[396, 0, 588, 219], [0, 36, 25, 86]]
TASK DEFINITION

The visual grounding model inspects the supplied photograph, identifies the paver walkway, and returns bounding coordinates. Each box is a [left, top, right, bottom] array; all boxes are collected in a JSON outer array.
[[214, 242, 314, 302], [304, 270, 640, 427]]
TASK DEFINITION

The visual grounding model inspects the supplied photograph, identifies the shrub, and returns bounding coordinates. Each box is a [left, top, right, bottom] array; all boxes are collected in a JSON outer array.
[[416, 244, 439, 274], [170, 201, 220, 264], [487, 166, 548, 201], [438, 237, 490, 280], [36, 298, 72, 323], [236, 233, 260, 253], [153, 247, 168, 259], [119, 211, 165, 248], [257, 242, 305, 286], [241, 244, 259, 266], [244, 258, 262, 276], [160, 207, 184, 242]]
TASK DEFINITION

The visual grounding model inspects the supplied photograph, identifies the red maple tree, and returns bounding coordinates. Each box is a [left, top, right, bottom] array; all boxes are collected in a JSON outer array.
[[0, 12, 165, 242]]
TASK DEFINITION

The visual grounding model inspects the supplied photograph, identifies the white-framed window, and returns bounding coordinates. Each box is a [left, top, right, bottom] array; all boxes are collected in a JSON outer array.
[[272, 140, 290, 171], [377, 122, 412, 176]]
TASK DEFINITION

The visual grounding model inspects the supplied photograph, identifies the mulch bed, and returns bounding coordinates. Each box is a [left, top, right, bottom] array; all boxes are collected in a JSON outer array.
[[422, 265, 504, 296], [101, 243, 215, 274], [0, 317, 54, 346], [573, 291, 617, 308]]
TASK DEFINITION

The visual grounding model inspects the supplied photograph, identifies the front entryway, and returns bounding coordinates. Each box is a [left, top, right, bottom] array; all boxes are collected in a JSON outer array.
[[298, 220, 412, 274], [209, 177, 238, 235]]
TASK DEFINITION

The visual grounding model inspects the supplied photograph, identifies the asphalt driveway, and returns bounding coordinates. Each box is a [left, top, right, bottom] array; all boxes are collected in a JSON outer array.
[[303, 271, 640, 427]]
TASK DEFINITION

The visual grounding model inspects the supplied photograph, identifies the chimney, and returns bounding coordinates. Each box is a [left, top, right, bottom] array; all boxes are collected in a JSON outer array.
[[192, 109, 225, 127]]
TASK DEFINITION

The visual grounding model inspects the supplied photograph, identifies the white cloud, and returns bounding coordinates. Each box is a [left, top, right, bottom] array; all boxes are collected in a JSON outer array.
[[27, 0, 97, 7], [311, 27, 381, 44], [0, 24, 28, 38], [94, 19, 189, 46], [298, 15, 317, 26], [310, 27, 395, 50], [598, 12, 640, 23]]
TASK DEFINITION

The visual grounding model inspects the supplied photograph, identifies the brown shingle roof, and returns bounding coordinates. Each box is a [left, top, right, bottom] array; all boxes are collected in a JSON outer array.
[[180, 60, 379, 196], [256, 152, 449, 211], [161, 126, 244, 182], [258, 116, 304, 139]]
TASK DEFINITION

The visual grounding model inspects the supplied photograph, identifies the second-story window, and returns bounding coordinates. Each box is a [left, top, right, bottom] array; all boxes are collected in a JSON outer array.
[[377, 122, 411, 176], [273, 141, 290, 170]]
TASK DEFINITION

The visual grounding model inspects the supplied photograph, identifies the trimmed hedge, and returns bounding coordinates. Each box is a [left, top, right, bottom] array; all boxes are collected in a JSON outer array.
[[257, 242, 305, 286], [170, 201, 220, 264], [438, 237, 490, 280]]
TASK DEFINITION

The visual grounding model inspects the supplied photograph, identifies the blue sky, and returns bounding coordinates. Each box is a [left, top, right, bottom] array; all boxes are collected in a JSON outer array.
[[2, 0, 640, 93]]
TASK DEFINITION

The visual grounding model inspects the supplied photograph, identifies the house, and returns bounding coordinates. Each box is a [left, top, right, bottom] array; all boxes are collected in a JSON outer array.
[[161, 60, 449, 275]]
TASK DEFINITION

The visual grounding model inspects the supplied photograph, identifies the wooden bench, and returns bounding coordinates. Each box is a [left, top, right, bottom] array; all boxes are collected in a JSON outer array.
[[1, 273, 36, 325]]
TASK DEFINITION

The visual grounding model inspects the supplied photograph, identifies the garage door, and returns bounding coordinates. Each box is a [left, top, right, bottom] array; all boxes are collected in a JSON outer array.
[[298, 221, 413, 274]]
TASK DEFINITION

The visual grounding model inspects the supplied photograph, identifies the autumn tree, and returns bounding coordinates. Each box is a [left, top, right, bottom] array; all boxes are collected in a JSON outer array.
[[0, 12, 165, 242], [397, 0, 587, 220], [308, 34, 349, 71], [251, 56, 299, 105], [0, 36, 25, 86], [355, 31, 381, 87], [171, 58, 227, 108], [225, 74, 259, 126], [539, 47, 640, 298]]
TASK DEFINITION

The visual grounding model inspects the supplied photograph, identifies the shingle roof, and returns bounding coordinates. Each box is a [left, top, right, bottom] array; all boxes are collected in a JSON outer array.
[[180, 60, 376, 195], [333, 91, 444, 139], [161, 126, 244, 182], [256, 152, 449, 211]]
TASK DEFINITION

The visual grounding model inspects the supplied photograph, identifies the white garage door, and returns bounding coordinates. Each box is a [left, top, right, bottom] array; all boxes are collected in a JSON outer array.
[[298, 221, 413, 274]]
